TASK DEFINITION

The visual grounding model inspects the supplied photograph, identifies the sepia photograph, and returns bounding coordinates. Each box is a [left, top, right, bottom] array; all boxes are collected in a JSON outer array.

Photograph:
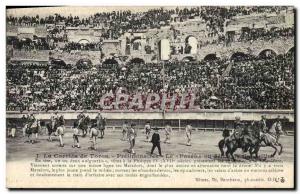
[[5, 5, 295, 189]]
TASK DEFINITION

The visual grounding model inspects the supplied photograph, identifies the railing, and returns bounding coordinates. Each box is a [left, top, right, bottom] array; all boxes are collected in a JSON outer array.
[[6, 109, 295, 122]]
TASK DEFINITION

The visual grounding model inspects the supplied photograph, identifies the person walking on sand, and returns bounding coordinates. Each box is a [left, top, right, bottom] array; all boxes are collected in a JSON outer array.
[[122, 121, 128, 141], [164, 123, 172, 144], [128, 123, 137, 154], [150, 128, 163, 157], [186, 124, 192, 146], [144, 121, 151, 142]]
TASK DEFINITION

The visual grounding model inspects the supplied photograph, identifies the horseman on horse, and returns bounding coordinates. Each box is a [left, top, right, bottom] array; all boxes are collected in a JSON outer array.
[[232, 116, 255, 152], [249, 115, 284, 158], [77, 110, 86, 125], [267, 116, 284, 142], [219, 115, 284, 161], [46, 111, 65, 147], [219, 116, 262, 160], [25, 112, 40, 143], [76, 110, 90, 137]]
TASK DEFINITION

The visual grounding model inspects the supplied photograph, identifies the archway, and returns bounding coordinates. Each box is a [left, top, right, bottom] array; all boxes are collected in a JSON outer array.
[[182, 56, 196, 62], [258, 49, 277, 59], [230, 52, 250, 61], [204, 54, 218, 61], [129, 58, 145, 64], [185, 36, 198, 54], [158, 39, 170, 61], [76, 59, 92, 70], [102, 58, 119, 69], [20, 37, 32, 48], [103, 58, 119, 65], [78, 39, 90, 44], [131, 39, 142, 51], [286, 47, 294, 56], [50, 59, 69, 69]]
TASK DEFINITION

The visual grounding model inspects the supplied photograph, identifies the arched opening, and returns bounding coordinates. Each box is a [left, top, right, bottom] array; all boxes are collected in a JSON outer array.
[[182, 56, 196, 62], [286, 47, 294, 56], [158, 39, 170, 61], [18, 37, 33, 49], [50, 59, 69, 69], [103, 58, 119, 65], [20, 37, 32, 43], [185, 36, 198, 54], [230, 52, 250, 61], [129, 58, 145, 64], [78, 39, 90, 44], [204, 54, 218, 61], [7, 36, 18, 45], [239, 27, 250, 40], [258, 49, 277, 59], [102, 58, 119, 69], [132, 39, 142, 51], [76, 59, 92, 70]]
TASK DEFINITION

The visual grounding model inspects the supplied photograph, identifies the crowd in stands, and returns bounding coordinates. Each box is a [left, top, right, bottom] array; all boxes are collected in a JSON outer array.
[[7, 52, 294, 111], [7, 26, 294, 52], [7, 6, 293, 50], [62, 42, 100, 52], [238, 27, 294, 42], [6, 7, 295, 111]]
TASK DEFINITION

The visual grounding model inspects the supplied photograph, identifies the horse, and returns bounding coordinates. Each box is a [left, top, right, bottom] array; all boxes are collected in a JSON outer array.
[[77, 116, 91, 137], [25, 119, 40, 144], [45, 117, 58, 141], [249, 121, 284, 158], [220, 131, 250, 161], [218, 122, 248, 160], [46, 116, 65, 145]]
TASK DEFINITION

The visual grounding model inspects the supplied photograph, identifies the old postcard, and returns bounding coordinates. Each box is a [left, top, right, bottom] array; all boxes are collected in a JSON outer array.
[[6, 6, 295, 189]]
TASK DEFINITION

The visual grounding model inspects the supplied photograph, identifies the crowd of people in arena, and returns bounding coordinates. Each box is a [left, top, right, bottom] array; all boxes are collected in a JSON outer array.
[[7, 6, 293, 51], [7, 6, 289, 29], [6, 51, 294, 112], [238, 27, 294, 42], [6, 7, 294, 112]]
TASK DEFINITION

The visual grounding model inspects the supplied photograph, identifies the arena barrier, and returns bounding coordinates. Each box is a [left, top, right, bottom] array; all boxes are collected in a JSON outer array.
[[6, 110, 295, 133], [6, 109, 295, 121]]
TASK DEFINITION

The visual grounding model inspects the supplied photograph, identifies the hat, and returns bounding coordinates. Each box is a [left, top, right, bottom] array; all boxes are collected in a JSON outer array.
[[154, 127, 159, 131]]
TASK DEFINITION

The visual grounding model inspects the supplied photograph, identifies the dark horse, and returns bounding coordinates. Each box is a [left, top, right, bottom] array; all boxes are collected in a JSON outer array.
[[76, 116, 91, 137], [219, 121, 283, 161], [218, 131, 248, 161], [46, 115, 65, 142]]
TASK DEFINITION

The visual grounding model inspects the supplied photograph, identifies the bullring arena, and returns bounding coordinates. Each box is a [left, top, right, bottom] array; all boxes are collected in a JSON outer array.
[[7, 110, 295, 162], [6, 6, 295, 163]]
